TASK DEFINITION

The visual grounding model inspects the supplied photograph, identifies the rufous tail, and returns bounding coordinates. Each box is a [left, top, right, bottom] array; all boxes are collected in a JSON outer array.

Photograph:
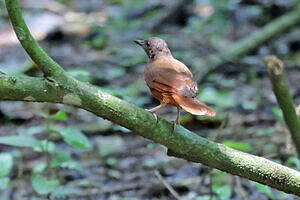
[[172, 94, 216, 117]]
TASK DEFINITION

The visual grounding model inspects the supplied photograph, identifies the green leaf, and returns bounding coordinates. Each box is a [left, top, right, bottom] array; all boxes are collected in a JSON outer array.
[[0, 153, 13, 177], [61, 160, 83, 173], [33, 162, 47, 174], [272, 107, 283, 120], [18, 125, 46, 136], [32, 175, 60, 195], [222, 141, 252, 152], [0, 177, 10, 190], [37, 110, 68, 121], [57, 128, 91, 149], [212, 185, 232, 200], [34, 140, 56, 153], [253, 182, 275, 199], [50, 110, 68, 121], [106, 158, 118, 166], [51, 152, 71, 167], [51, 153, 83, 173], [285, 157, 300, 171], [0, 135, 40, 148]]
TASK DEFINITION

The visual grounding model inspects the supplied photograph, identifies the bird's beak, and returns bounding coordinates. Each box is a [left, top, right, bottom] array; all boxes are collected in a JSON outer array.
[[134, 39, 144, 46]]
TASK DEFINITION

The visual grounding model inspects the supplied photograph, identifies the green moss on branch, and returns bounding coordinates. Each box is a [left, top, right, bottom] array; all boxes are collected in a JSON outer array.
[[1, 72, 300, 196]]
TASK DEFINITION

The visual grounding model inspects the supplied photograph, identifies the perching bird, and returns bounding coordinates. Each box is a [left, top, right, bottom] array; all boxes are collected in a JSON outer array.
[[134, 37, 215, 130]]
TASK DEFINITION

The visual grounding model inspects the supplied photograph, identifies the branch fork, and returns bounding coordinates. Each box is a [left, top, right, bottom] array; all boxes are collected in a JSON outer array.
[[1, 0, 300, 196]]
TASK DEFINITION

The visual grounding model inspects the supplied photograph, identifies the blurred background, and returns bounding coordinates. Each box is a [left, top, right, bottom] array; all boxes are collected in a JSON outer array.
[[0, 0, 299, 199]]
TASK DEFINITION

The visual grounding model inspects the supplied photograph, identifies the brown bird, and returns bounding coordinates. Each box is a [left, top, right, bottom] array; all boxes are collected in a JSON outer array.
[[135, 37, 215, 130]]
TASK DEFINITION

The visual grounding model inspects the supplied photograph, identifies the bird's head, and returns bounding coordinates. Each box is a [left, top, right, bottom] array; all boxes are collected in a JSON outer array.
[[134, 37, 172, 60]]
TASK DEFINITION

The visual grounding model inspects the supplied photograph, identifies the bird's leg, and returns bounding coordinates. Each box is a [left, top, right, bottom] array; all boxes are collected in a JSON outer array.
[[146, 104, 166, 122], [173, 107, 181, 131]]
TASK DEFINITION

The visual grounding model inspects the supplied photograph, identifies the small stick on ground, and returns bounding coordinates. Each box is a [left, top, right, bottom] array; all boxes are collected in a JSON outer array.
[[154, 170, 181, 200]]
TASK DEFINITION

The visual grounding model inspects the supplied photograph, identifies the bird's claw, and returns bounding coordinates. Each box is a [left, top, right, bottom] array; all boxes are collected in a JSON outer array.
[[173, 119, 180, 132], [152, 113, 158, 122], [173, 121, 177, 132], [146, 109, 158, 123]]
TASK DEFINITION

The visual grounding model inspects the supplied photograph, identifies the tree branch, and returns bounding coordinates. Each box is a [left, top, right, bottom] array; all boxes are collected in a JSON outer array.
[[265, 55, 300, 156], [3, 0, 300, 196], [194, 4, 300, 83], [1, 72, 300, 195], [5, 0, 67, 80]]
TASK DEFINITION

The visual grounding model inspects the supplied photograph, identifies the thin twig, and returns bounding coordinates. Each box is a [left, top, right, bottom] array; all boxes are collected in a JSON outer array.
[[154, 170, 181, 200]]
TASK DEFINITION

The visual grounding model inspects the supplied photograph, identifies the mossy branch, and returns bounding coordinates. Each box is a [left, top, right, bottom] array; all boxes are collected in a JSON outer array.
[[265, 55, 300, 156], [5, 0, 67, 81], [2, 0, 300, 196]]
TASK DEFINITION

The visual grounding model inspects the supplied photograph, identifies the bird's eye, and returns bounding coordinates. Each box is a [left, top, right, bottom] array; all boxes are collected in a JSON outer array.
[[146, 41, 150, 46]]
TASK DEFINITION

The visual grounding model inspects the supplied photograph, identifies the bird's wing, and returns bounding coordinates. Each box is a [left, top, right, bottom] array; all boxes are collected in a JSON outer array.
[[144, 57, 198, 98]]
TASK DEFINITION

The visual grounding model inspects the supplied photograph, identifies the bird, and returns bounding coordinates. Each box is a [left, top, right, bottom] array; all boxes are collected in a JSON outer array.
[[134, 37, 215, 130]]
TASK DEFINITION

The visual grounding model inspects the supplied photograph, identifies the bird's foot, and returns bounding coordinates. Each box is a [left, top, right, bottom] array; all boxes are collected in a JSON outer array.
[[146, 104, 166, 123], [146, 109, 158, 122], [173, 121, 177, 131], [173, 120, 180, 132], [173, 108, 181, 132]]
